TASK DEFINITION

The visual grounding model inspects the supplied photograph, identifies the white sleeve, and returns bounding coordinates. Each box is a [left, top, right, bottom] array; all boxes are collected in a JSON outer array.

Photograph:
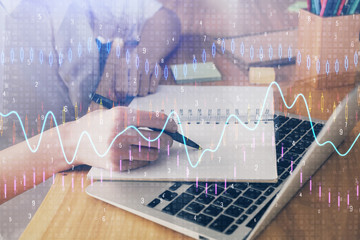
[[52, 0, 101, 110]]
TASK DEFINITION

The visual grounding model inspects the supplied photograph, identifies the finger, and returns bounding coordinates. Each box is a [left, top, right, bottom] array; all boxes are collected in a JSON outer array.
[[124, 129, 173, 149], [149, 64, 161, 93], [88, 101, 102, 112], [115, 57, 129, 100], [97, 61, 115, 98], [128, 58, 139, 97], [138, 70, 150, 97], [116, 160, 149, 171]]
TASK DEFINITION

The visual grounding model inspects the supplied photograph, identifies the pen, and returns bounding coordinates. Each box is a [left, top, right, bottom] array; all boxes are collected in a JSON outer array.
[[149, 128, 202, 150], [320, 0, 328, 16], [91, 93, 202, 150], [311, 0, 317, 13], [343, 0, 354, 14], [323, 0, 336, 16], [333, 0, 342, 15], [337, 0, 347, 15], [348, 0, 360, 14], [315, 0, 321, 14]]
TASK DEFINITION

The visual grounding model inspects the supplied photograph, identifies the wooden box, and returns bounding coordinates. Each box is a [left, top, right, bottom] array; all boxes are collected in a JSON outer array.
[[296, 9, 360, 89]]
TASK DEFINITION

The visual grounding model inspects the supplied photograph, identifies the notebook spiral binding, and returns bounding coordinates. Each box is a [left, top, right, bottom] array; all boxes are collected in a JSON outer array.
[[164, 108, 274, 124]]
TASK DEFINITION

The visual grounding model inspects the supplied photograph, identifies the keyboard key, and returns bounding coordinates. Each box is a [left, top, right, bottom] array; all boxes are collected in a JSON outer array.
[[286, 132, 302, 142], [236, 214, 248, 224], [283, 152, 299, 161], [274, 115, 288, 128], [297, 140, 312, 149], [207, 184, 224, 195], [195, 214, 213, 227], [277, 159, 292, 168], [162, 193, 194, 215], [280, 171, 290, 180], [314, 124, 323, 134], [282, 118, 301, 128], [196, 193, 215, 205], [233, 183, 248, 190], [264, 187, 275, 196], [249, 183, 271, 191], [272, 179, 283, 187], [246, 205, 258, 215], [276, 145, 288, 156], [246, 196, 274, 229], [297, 121, 313, 132], [223, 188, 242, 199], [303, 140, 313, 148], [224, 205, 244, 218], [177, 211, 213, 227], [288, 145, 306, 155], [243, 188, 262, 199], [277, 166, 285, 175], [186, 185, 205, 196], [255, 196, 267, 205], [204, 204, 223, 217], [209, 215, 234, 233], [159, 190, 178, 201], [147, 198, 160, 208], [177, 210, 195, 222], [234, 197, 253, 208], [277, 131, 287, 141], [225, 224, 238, 235], [185, 202, 205, 214], [281, 128, 292, 135], [169, 182, 182, 191], [216, 182, 226, 188], [302, 132, 315, 142], [197, 182, 208, 187], [291, 161, 299, 169], [213, 196, 232, 208], [281, 139, 293, 148]]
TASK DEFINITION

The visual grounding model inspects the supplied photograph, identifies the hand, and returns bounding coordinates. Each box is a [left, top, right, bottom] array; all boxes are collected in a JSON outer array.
[[70, 106, 177, 171], [114, 47, 162, 98], [98, 7, 180, 100], [100, 39, 162, 101]]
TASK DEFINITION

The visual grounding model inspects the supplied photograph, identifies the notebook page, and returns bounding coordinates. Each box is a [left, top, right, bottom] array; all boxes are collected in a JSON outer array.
[[88, 86, 277, 182]]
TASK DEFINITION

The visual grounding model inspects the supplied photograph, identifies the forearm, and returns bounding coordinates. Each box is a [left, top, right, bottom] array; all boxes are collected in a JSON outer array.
[[0, 123, 74, 204]]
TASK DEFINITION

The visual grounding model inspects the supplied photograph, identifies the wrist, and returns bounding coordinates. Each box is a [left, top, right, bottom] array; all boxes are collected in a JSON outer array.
[[56, 120, 83, 168]]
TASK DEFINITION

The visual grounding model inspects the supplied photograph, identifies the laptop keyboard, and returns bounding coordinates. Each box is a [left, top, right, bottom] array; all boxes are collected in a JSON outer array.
[[146, 115, 324, 235]]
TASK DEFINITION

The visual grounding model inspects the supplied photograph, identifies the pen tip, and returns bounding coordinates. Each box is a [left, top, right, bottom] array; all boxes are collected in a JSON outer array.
[[199, 146, 202, 150]]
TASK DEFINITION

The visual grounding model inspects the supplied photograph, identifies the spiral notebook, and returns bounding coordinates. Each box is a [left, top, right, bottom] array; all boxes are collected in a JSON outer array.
[[88, 86, 277, 182]]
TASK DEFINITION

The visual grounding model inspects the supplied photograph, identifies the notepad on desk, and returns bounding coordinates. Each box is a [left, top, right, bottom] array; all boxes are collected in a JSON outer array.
[[171, 62, 222, 84], [88, 86, 278, 182]]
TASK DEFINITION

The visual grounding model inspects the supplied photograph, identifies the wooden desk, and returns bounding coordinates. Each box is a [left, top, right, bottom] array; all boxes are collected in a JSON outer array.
[[21, 37, 360, 239], [20, 122, 360, 239]]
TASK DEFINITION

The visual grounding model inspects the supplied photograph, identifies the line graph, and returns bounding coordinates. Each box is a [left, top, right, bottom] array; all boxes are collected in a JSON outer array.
[[0, 81, 359, 168]]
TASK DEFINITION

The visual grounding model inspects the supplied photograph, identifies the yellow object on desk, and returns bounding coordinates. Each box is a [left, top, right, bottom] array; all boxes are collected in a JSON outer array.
[[249, 67, 276, 84]]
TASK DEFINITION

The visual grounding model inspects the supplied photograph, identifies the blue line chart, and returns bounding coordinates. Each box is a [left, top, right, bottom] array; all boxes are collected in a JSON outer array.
[[0, 82, 359, 168]]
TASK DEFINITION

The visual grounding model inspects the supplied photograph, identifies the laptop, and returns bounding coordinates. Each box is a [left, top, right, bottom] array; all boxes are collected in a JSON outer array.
[[86, 85, 359, 240]]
